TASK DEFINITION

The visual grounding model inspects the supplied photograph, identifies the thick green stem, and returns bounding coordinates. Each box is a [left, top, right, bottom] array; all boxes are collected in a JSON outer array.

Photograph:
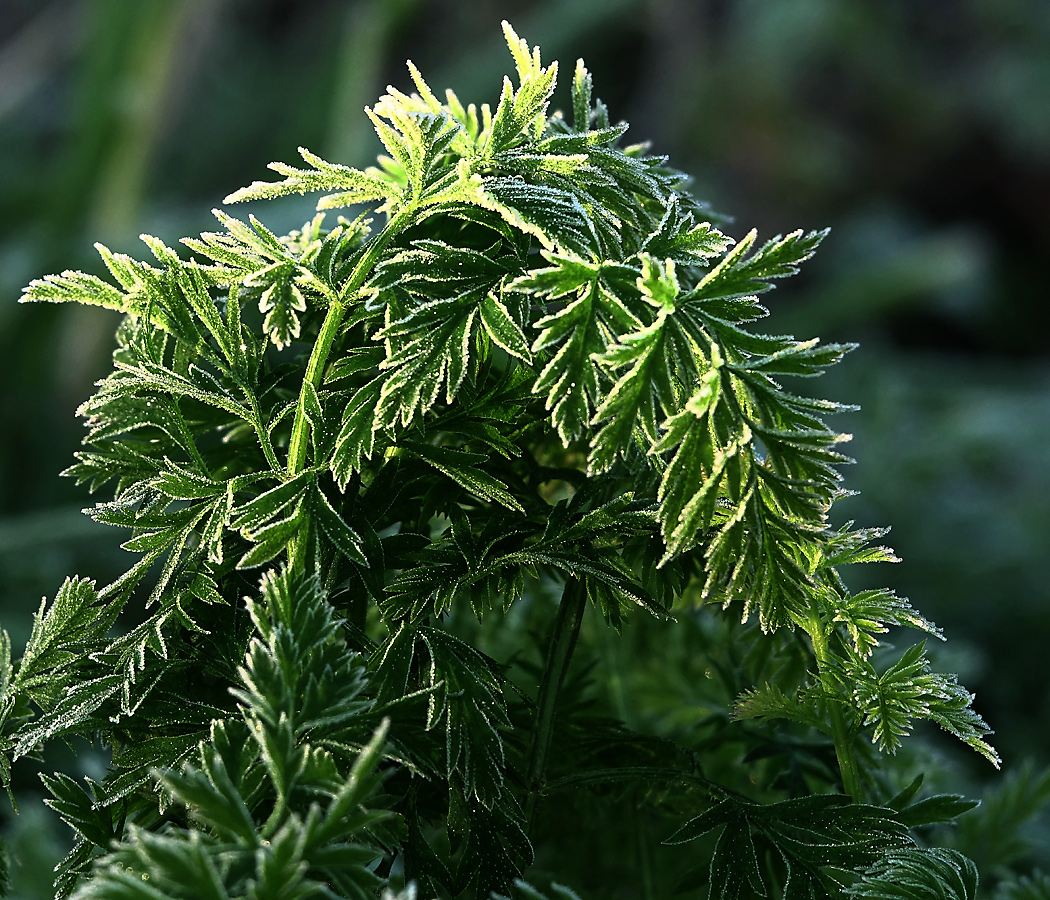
[[284, 205, 414, 570], [524, 578, 587, 829], [808, 614, 864, 802]]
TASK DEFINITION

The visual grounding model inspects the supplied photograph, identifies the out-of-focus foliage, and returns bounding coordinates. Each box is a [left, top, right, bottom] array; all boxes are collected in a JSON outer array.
[[1, 1, 1047, 897]]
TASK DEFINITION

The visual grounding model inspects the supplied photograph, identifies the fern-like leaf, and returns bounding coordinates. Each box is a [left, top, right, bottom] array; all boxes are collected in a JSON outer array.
[[845, 848, 979, 900], [666, 795, 912, 900], [848, 642, 1000, 766]]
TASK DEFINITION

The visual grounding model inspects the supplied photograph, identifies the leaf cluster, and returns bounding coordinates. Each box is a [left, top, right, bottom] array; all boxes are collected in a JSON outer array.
[[1, 21, 1002, 900]]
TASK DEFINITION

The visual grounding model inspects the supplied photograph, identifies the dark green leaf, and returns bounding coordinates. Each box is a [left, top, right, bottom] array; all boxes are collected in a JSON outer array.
[[845, 849, 978, 900], [667, 795, 912, 900]]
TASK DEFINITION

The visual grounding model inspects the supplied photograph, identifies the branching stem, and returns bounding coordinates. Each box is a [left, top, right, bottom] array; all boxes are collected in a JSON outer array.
[[525, 577, 587, 829]]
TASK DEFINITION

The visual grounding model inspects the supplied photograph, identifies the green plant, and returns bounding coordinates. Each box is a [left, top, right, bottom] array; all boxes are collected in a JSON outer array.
[[1, 22, 1000, 900]]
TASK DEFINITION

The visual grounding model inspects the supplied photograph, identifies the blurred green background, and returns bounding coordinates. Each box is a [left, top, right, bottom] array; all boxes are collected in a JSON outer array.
[[1, 0, 1048, 893]]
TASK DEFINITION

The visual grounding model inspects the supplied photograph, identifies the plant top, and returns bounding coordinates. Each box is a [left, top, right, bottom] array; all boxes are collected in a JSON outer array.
[[2, 22, 996, 900]]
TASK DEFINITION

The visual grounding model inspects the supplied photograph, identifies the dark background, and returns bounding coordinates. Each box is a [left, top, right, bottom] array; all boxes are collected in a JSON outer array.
[[1, 0, 1048, 894]]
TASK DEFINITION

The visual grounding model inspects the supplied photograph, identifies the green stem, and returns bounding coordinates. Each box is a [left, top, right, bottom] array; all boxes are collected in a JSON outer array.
[[285, 299, 348, 478], [524, 578, 587, 829], [807, 613, 864, 802], [284, 204, 415, 570], [244, 385, 281, 473], [285, 204, 414, 480], [170, 397, 210, 476]]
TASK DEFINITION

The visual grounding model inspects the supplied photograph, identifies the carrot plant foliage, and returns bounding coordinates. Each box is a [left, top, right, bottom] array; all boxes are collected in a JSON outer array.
[[2, 23, 996, 900]]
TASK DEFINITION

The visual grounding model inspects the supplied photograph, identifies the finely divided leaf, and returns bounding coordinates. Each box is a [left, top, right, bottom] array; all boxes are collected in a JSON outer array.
[[376, 296, 480, 430], [849, 643, 1000, 766], [372, 624, 510, 807], [519, 256, 639, 443], [401, 442, 524, 513], [589, 256, 695, 470], [479, 292, 532, 362], [733, 682, 827, 732], [691, 227, 829, 303], [846, 849, 978, 900], [666, 795, 911, 900], [832, 588, 941, 658], [22, 269, 138, 314], [224, 146, 397, 207], [471, 177, 598, 255]]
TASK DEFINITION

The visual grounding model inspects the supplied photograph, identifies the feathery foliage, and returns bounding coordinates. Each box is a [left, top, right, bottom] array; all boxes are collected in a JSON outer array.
[[2, 21, 1001, 899]]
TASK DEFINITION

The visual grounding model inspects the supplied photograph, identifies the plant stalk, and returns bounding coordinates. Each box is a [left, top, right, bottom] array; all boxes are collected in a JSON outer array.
[[524, 578, 587, 829], [284, 204, 415, 570], [807, 613, 864, 802], [285, 204, 415, 480]]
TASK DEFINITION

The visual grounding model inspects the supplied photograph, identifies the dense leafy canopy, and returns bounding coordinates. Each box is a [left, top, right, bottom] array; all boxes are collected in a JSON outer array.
[[2, 21, 996, 900]]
